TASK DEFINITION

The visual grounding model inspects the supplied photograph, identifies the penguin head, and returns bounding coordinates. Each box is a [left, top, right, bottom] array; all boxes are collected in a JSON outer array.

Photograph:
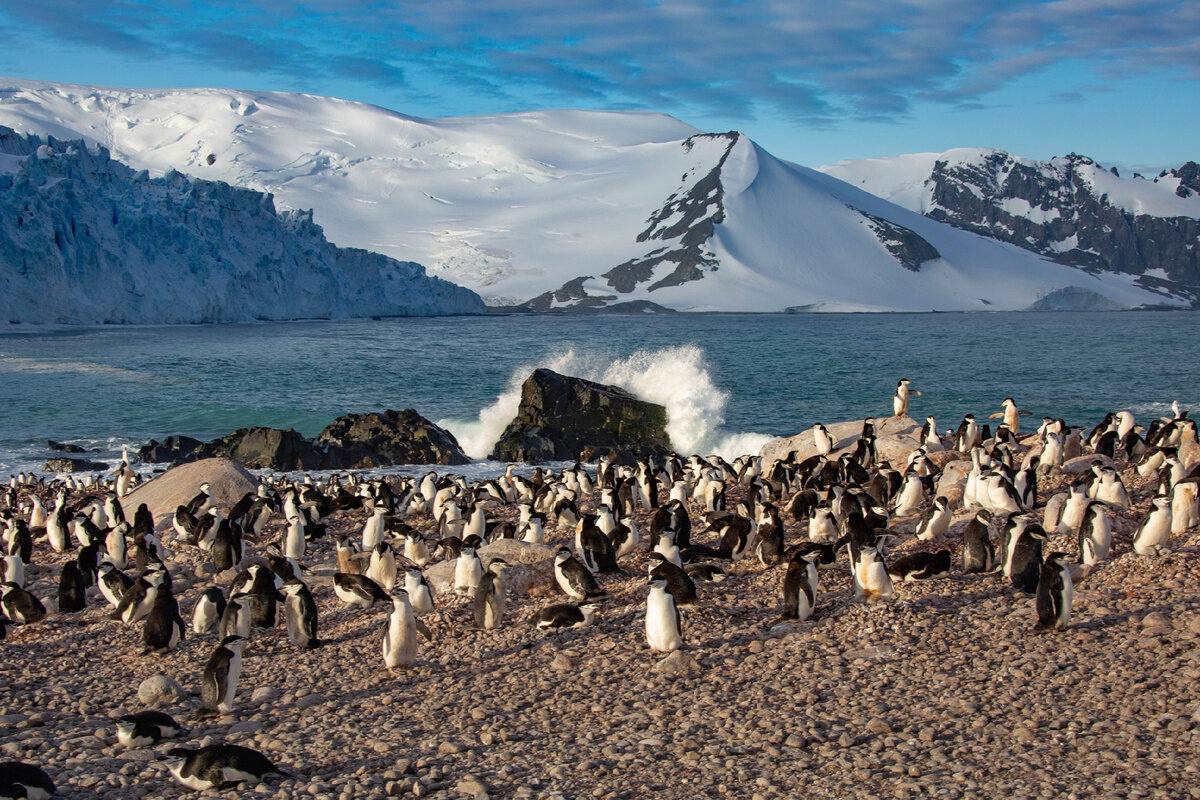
[[218, 634, 247, 649], [280, 581, 305, 597]]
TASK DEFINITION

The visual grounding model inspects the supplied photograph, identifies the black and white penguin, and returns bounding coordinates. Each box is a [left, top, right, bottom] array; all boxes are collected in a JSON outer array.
[[453, 545, 484, 596], [115, 710, 183, 748], [473, 559, 510, 630], [645, 577, 683, 652], [530, 601, 600, 630], [1078, 501, 1112, 565], [754, 503, 785, 566], [162, 744, 286, 791], [893, 378, 920, 417], [142, 587, 186, 654], [1035, 552, 1074, 632], [852, 546, 893, 603], [0, 761, 55, 800], [332, 572, 390, 610], [683, 562, 727, 582], [237, 565, 282, 628], [1, 582, 46, 625], [200, 635, 247, 715], [218, 594, 252, 641], [364, 542, 397, 593], [382, 589, 420, 672], [954, 414, 979, 452], [781, 550, 820, 621], [888, 549, 952, 582], [403, 568, 435, 617], [210, 519, 242, 573], [577, 517, 620, 574], [647, 552, 699, 607], [553, 547, 604, 600], [280, 581, 322, 650], [1009, 524, 1046, 593], [57, 561, 87, 613], [1132, 495, 1173, 555], [191, 586, 226, 635], [961, 509, 994, 573], [913, 497, 951, 541]]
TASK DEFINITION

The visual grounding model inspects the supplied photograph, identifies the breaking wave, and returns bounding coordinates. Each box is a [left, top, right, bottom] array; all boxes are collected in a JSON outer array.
[[440, 344, 774, 461]]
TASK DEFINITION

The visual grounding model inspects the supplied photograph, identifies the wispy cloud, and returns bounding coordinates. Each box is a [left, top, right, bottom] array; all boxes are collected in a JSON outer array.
[[1, 0, 1196, 124]]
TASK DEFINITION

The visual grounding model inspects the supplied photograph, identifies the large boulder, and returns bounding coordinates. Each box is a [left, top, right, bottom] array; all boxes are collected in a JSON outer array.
[[759, 415, 923, 469], [317, 409, 468, 467], [425, 540, 556, 598], [490, 369, 671, 462], [195, 427, 324, 471], [43, 456, 109, 473], [138, 435, 203, 465], [121, 458, 258, 532]]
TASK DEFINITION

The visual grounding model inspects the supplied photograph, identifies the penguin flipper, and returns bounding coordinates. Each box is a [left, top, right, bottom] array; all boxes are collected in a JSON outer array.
[[416, 619, 432, 640]]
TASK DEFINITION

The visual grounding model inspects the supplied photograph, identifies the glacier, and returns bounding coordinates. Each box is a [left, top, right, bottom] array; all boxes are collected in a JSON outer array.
[[0, 126, 485, 325]]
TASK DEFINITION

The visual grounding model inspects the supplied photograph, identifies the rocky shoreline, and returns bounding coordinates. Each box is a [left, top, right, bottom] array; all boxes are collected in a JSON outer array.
[[2, 405, 1199, 799]]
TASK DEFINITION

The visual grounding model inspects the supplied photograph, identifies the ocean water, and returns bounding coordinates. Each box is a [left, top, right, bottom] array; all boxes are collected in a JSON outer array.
[[1, 311, 1197, 476]]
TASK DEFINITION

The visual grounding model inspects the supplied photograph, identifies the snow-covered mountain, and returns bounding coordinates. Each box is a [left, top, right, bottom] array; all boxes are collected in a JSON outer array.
[[0, 126, 484, 324], [821, 149, 1200, 300], [0, 79, 1186, 312]]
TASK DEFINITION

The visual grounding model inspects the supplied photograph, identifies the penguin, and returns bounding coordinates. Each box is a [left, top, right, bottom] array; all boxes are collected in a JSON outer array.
[[807, 507, 839, 544], [1, 556, 23, 589], [1035, 552, 1074, 632], [473, 559, 510, 630], [577, 517, 620, 574], [853, 546, 893, 603], [404, 567, 435, 617], [1, 582, 46, 625], [332, 573, 390, 610], [218, 594, 252, 641], [961, 509, 995, 573], [645, 577, 683, 652], [264, 544, 303, 586], [913, 496, 951, 540], [200, 635, 247, 715], [162, 744, 286, 791], [989, 397, 1031, 436], [781, 550, 820, 621], [1078, 501, 1112, 565], [608, 516, 640, 560], [647, 552, 699, 607], [553, 547, 604, 600], [142, 588, 186, 654], [684, 562, 727, 582], [281, 580, 322, 650], [361, 505, 388, 551], [403, 531, 430, 566], [1009, 524, 1046, 593], [892, 470, 927, 516], [192, 586, 226, 635], [382, 589, 420, 672], [282, 514, 306, 561], [365, 542, 397, 592], [115, 710, 183, 748], [57, 561, 87, 613], [530, 601, 600, 630], [453, 545, 484, 596], [893, 378, 920, 417], [336, 539, 365, 575], [1132, 495, 1173, 556], [754, 503, 785, 566], [239, 565, 282, 628], [812, 423, 834, 456], [888, 549, 952, 582], [954, 415, 979, 452], [0, 761, 55, 800], [210, 518, 242, 573], [1091, 467, 1130, 510]]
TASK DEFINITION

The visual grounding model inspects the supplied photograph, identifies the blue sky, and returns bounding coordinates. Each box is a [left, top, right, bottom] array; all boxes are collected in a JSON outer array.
[[0, 0, 1195, 173]]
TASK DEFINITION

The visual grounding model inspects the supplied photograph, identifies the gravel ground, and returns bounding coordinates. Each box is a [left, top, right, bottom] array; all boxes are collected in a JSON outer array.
[[3, 441, 1200, 800]]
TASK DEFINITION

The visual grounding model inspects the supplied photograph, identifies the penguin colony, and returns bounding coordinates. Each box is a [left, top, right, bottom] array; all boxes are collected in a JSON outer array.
[[0, 391, 1198, 796]]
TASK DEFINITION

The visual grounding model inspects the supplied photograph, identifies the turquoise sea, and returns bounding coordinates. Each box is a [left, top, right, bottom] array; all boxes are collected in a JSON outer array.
[[1, 311, 1197, 476]]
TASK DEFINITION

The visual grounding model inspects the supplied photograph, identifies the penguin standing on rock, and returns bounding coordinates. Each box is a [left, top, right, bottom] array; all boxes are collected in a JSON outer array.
[[645, 577, 683, 652], [553, 547, 604, 600], [961, 510, 995, 573], [893, 379, 920, 417], [382, 589, 423, 672], [473, 559, 510, 630], [404, 568, 435, 617], [781, 550, 820, 621], [142, 587, 186, 654], [647, 552, 699, 608], [200, 635, 246, 716], [281, 581, 322, 650], [1035, 552, 1074, 632], [57, 561, 87, 613]]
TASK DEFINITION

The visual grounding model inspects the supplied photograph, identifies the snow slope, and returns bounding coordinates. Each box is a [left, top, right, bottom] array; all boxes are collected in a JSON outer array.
[[0, 127, 484, 324], [0, 80, 1185, 312]]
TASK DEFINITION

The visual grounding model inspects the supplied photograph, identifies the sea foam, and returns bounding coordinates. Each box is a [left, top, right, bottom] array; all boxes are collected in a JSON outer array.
[[441, 345, 774, 461]]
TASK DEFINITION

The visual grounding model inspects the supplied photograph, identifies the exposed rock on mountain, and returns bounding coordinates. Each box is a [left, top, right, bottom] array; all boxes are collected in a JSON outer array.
[[490, 369, 671, 462]]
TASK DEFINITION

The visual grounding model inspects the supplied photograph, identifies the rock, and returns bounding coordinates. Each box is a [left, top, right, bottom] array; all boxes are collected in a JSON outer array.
[[228, 720, 264, 735], [935, 461, 972, 508], [652, 649, 701, 677], [137, 435, 203, 464], [866, 718, 892, 735], [120, 458, 258, 533], [46, 439, 88, 453], [550, 653, 574, 671], [317, 408, 469, 467], [425, 540, 555, 598], [1062, 454, 1113, 474], [455, 775, 489, 800], [759, 415, 922, 470], [195, 427, 325, 471], [490, 369, 671, 462], [296, 693, 326, 710], [249, 688, 279, 707], [42, 456, 109, 473], [137, 674, 186, 706]]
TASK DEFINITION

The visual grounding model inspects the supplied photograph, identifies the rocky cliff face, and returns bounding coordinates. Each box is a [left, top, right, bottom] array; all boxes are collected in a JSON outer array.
[[490, 369, 671, 462], [0, 127, 486, 324]]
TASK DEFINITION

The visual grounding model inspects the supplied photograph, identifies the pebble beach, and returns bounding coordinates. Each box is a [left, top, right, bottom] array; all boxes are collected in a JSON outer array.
[[2, 416, 1200, 800]]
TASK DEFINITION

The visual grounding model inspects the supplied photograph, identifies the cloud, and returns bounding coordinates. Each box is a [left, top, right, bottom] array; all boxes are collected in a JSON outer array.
[[2, 0, 1198, 126]]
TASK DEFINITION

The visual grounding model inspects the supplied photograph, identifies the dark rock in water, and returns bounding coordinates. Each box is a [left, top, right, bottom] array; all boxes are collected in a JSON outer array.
[[46, 440, 88, 453], [1027, 286, 1125, 312], [44, 456, 110, 473], [317, 409, 469, 467], [490, 368, 671, 462], [196, 427, 324, 471], [138, 435, 204, 464]]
